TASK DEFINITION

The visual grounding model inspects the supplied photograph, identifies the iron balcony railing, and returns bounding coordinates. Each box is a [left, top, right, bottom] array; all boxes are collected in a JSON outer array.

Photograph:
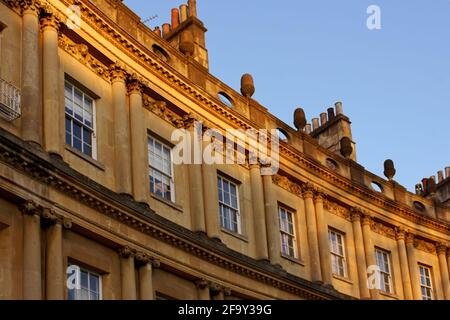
[[0, 78, 21, 121]]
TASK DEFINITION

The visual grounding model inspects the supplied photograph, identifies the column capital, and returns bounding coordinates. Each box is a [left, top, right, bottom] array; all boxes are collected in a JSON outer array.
[[209, 282, 224, 295], [361, 214, 373, 227], [127, 78, 145, 95], [135, 252, 151, 265], [436, 243, 448, 256], [405, 232, 415, 245], [109, 63, 128, 83], [314, 190, 326, 202], [40, 12, 61, 32], [395, 227, 407, 241], [302, 182, 315, 199], [118, 245, 135, 258], [195, 279, 209, 290], [41, 208, 58, 224], [16, 0, 41, 15], [62, 217, 73, 229], [19, 200, 42, 217], [350, 207, 363, 222]]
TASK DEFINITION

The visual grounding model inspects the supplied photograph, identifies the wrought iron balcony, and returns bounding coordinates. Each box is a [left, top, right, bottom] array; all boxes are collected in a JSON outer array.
[[0, 78, 21, 121]]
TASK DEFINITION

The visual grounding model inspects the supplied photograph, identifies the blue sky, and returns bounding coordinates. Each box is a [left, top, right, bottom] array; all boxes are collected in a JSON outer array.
[[123, 0, 450, 191]]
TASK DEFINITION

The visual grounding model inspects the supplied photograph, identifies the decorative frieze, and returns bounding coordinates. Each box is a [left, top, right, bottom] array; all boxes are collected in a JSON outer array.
[[414, 239, 437, 254], [58, 35, 110, 81], [370, 220, 396, 240], [143, 98, 185, 128], [272, 174, 302, 197], [324, 200, 351, 221]]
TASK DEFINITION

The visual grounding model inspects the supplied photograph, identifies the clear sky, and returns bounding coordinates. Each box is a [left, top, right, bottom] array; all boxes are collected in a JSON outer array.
[[123, 0, 450, 192]]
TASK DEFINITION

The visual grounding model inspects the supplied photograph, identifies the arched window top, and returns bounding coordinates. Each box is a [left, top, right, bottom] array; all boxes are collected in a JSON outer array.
[[218, 92, 233, 108], [152, 44, 169, 62]]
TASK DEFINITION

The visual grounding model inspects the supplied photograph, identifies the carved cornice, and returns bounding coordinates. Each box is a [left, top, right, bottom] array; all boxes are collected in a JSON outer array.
[[58, 35, 109, 81]]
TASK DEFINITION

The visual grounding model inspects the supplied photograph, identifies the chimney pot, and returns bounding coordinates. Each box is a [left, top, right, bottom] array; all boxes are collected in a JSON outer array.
[[305, 124, 312, 134], [422, 178, 429, 193], [327, 107, 335, 120], [312, 118, 320, 131], [445, 167, 450, 179], [171, 8, 180, 29], [162, 23, 171, 37], [437, 170, 444, 183], [188, 0, 197, 18], [335, 102, 343, 115], [153, 26, 161, 37], [320, 112, 328, 126], [180, 4, 188, 22]]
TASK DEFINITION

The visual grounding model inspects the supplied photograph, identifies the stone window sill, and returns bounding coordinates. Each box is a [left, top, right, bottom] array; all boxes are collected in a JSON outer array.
[[66, 145, 105, 171], [333, 274, 353, 284], [379, 290, 399, 300], [220, 228, 248, 242], [280, 254, 305, 266], [151, 194, 183, 213]]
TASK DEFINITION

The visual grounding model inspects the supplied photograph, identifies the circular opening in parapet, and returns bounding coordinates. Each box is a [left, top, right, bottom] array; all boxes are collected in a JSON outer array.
[[371, 181, 383, 193], [326, 158, 339, 171], [413, 201, 426, 212], [276, 128, 289, 143], [218, 92, 233, 108], [152, 44, 170, 62]]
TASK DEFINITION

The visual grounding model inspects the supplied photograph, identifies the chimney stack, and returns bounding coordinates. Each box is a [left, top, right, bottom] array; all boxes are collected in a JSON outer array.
[[327, 107, 335, 120], [335, 102, 344, 115], [312, 118, 320, 131], [446, 167, 450, 179], [438, 170, 444, 184], [305, 124, 312, 134]]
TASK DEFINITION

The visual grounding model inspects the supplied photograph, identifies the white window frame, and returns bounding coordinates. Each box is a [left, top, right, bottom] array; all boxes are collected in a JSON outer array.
[[64, 80, 97, 159], [67, 266, 102, 301], [217, 175, 241, 234], [419, 265, 434, 300], [148, 135, 175, 202], [278, 206, 297, 259], [375, 248, 393, 294], [328, 229, 347, 278]]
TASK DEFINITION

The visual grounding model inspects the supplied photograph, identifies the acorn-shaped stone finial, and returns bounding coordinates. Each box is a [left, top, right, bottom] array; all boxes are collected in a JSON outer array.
[[179, 30, 195, 56], [383, 159, 396, 180], [340, 137, 353, 158], [240, 74, 255, 98], [294, 108, 307, 131]]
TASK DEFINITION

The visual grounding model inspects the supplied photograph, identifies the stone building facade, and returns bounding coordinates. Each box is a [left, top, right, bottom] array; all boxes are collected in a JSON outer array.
[[0, 0, 449, 300]]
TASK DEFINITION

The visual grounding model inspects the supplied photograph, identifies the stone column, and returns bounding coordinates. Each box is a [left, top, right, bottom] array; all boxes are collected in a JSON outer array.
[[303, 185, 322, 282], [262, 172, 281, 266], [185, 119, 206, 233], [136, 253, 159, 300], [41, 12, 62, 156], [128, 79, 149, 203], [314, 192, 332, 286], [447, 251, 450, 290], [249, 163, 268, 261], [20, 0, 42, 145], [195, 279, 210, 300], [406, 233, 422, 300], [350, 209, 370, 299], [110, 65, 132, 195], [44, 209, 64, 300], [118, 246, 137, 300], [20, 200, 42, 300], [395, 228, 413, 300], [361, 214, 379, 300], [437, 244, 450, 300], [202, 131, 220, 240]]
